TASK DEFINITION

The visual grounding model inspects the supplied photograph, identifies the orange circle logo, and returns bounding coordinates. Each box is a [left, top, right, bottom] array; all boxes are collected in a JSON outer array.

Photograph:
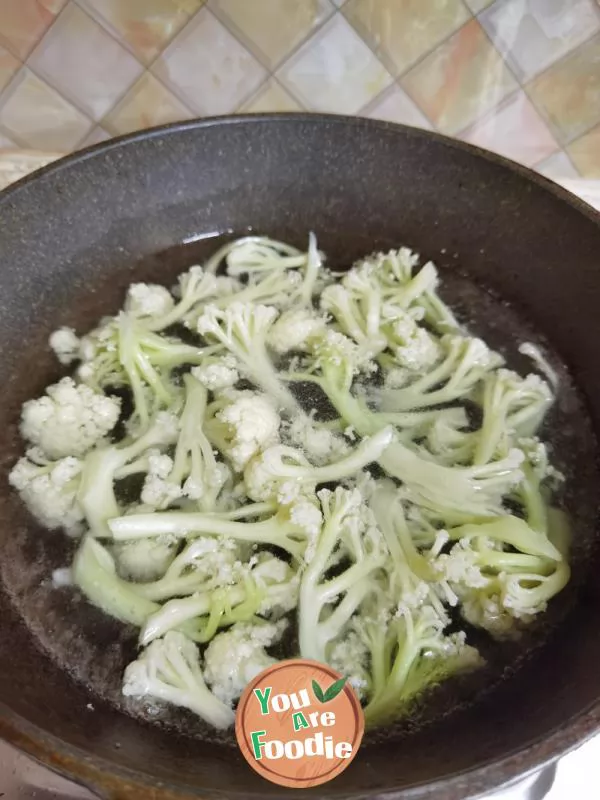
[[235, 659, 364, 788]]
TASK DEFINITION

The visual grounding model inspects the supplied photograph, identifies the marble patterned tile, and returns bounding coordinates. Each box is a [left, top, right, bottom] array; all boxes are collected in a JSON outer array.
[[363, 84, 431, 129], [480, 0, 600, 82], [103, 72, 191, 135], [239, 78, 302, 113], [402, 19, 517, 135], [0, 45, 20, 93], [528, 34, 600, 145], [567, 124, 600, 178], [535, 150, 579, 180], [28, 3, 143, 121], [152, 8, 267, 115], [0, 0, 67, 60], [277, 13, 392, 114], [79, 0, 206, 65], [0, 68, 92, 149], [344, 0, 470, 76], [0, 129, 17, 148], [464, 0, 493, 11], [211, 0, 333, 69], [78, 125, 112, 148], [460, 90, 558, 167]]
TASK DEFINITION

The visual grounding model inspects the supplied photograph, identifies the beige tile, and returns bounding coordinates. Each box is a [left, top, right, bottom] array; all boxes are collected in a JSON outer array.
[[0, 130, 17, 148], [103, 72, 191, 135], [567, 125, 600, 178], [78, 125, 112, 148], [344, 0, 470, 76], [535, 150, 579, 180], [0, 0, 67, 60], [29, 3, 143, 121], [152, 8, 266, 115], [460, 91, 558, 167], [464, 0, 493, 11], [0, 68, 92, 150], [402, 19, 517, 135], [480, 0, 600, 82], [364, 84, 431, 129], [528, 35, 600, 145], [0, 46, 20, 93], [79, 0, 206, 65], [211, 0, 333, 69], [240, 79, 302, 113], [277, 13, 392, 114]]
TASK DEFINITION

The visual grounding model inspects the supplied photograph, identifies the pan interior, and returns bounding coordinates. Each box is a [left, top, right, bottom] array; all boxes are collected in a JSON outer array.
[[1, 233, 597, 751]]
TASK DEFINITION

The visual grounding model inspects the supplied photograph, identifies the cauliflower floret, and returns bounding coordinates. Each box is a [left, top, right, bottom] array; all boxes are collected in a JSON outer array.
[[126, 283, 175, 319], [20, 377, 121, 459], [112, 536, 178, 582], [204, 620, 287, 706], [267, 308, 327, 354], [329, 631, 371, 700], [389, 314, 440, 371], [191, 356, 239, 392], [9, 451, 84, 534], [284, 412, 349, 464], [140, 452, 183, 509], [123, 631, 234, 729], [49, 327, 80, 365], [214, 391, 280, 472]]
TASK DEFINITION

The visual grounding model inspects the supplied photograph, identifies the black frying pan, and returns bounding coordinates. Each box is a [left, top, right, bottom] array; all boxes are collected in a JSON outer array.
[[0, 115, 599, 800]]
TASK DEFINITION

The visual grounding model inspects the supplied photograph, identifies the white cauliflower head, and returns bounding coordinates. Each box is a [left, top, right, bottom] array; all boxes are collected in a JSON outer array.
[[113, 536, 178, 582], [204, 620, 287, 706], [267, 308, 327, 354], [126, 283, 175, 319], [20, 377, 121, 459], [214, 391, 280, 472], [9, 451, 84, 534], [140, 452, 182, 510], [191, 356, 239, 392]]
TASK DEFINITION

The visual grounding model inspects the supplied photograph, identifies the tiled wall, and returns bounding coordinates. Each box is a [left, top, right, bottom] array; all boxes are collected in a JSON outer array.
[[0, 0, 599, 180]]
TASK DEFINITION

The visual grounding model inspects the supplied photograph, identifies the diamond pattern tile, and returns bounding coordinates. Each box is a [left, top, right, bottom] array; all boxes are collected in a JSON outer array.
[[29, 3, 143, 121], [480, 0, 600, 82], [364, 84, 431, 129], [0, 67, 91, 149], [0, 0, 596, 182], [0, 129, 17, 148], [277, 13, 392, 114], [79, 0, 206, 65], [567, 124, 600, 177], [211, 0, 333, 70], [402, 19, 517, 135], [0, 45, 20, 93], [78, 125, 111, 148], [528, 33, 600, 144], [460, 90, 558, 167], [536, 150, 579, 180], [240, 78, 301, 113], [0, 0, 67, 60], [344, 0, 470, 77], [153, 7, 267, 115], [103, 72, 191, 135]]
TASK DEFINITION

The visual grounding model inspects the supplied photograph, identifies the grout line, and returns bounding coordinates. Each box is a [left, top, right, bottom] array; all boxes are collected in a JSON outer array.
[[209, 0, 337, 74]]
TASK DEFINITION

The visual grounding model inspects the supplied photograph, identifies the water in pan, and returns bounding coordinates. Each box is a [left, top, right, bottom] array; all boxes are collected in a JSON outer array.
[[0, 237, 598, 749]]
